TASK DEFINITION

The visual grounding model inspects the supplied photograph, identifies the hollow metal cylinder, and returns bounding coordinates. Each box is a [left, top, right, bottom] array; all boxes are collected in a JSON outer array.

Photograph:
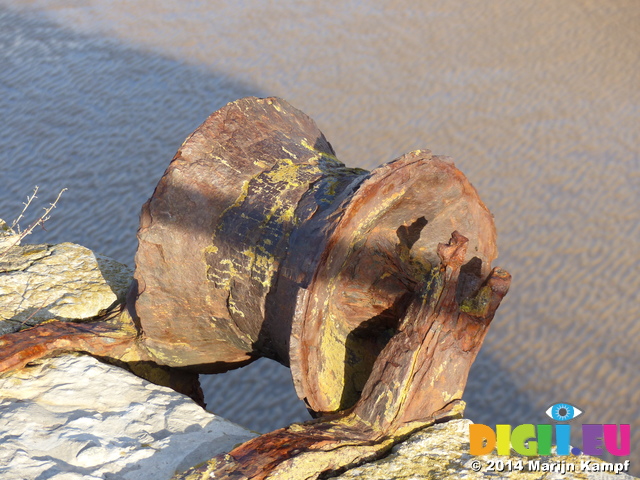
[[129, 97, 498, 414]]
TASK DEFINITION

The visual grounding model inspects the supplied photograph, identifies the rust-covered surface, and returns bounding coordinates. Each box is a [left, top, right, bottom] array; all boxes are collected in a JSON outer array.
[[0, 96, 510, 479], [130, 97, 367, 371], [290, 151, 499, 415], [173, 233, 510, 480]]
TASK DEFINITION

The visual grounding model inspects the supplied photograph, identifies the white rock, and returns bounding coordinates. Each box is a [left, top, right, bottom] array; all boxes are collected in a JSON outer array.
[[0, 242, 132, 334], [0, 354, 256, 480]]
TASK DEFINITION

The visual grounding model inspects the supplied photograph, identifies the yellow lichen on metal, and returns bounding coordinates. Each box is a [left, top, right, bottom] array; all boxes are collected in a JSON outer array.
[[220, 179, 251, 220], [206, 153, 349, 325], [460, 284, 492, 316], [263, 158, 308, 184], [300, 138, 340, 164], [281, 146, 298, 159], [208, 258, 241, 290], [241, 246, 274, 288], [316, 310, 350, 412]]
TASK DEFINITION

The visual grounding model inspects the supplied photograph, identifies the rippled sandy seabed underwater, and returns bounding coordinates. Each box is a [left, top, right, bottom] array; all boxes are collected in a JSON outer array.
[[0, 0, 638, 473]]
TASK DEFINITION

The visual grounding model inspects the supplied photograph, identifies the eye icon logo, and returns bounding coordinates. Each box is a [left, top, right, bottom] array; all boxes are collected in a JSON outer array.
[[545, 403, 583, 422], [469, 401, 631, 457]]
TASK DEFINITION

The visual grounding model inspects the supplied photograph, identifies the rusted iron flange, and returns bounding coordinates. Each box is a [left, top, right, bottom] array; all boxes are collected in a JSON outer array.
[[290, 150, 498, 415]]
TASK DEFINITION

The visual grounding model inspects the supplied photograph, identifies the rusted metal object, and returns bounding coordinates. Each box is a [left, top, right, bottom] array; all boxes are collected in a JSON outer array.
[[130, 97, 503, 417], [174, 233, 510, 480], [0, 97, 510, 478], [129, 96, 366, 376]]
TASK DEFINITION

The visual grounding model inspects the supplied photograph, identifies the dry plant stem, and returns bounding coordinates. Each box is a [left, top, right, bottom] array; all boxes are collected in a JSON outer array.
[[0, 187, 67, 260], [10, 186, 39, 231], [174, 232, 511, 480]]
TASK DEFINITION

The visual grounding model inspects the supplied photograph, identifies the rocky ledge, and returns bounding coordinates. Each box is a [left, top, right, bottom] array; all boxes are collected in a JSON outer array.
[[0, 226, 635, 479], [0, 354, 255, 480], [0, 222, 255, 479], [0, 240, 131, 335]]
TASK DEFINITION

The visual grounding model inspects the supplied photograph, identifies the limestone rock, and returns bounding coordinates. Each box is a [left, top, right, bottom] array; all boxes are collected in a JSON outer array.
[[333, 419, 636, 480], [0, 354, 256, 480], [0, 242, 132, 335], [0, 218, 21, 250]]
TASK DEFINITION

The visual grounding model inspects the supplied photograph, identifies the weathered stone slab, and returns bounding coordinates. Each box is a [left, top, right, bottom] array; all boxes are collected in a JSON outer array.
[[0, 241, 132, 335], [0, 354, 255, 480], [0, 218, 20, 250], [333, 418, 636, 480]]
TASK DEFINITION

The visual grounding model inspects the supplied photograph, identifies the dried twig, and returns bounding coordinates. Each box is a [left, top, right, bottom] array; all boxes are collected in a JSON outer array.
[[11, 186, 39, 232], [0, 187, 67, 260]]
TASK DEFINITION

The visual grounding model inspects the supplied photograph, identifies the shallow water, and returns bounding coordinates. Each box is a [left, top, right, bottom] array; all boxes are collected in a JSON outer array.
[[0, 0, 638, 473]]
